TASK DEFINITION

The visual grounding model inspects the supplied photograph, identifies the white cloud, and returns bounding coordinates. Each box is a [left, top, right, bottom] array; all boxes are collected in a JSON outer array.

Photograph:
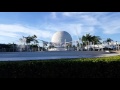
[[102, 26, 120, 34], [80, 15, 100, 26], [62, 12, 106, 17], [1, 12, 120, 44], [0, 31, 18, 37], [62, 12, 90, 17], [62, 12, 120, 35], [1, 23, 94, 43], [0, 24, 53, 41], [42, 23, 95, 40], [98, 13, 120, 34], [51, 12, 57, 19]]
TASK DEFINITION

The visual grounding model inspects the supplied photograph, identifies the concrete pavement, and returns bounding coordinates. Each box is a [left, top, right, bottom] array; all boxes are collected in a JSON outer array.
[[0, 51, 119, 61]]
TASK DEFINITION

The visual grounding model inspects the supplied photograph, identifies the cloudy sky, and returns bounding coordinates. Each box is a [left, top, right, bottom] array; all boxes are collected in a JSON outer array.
[[0, 12, 120, 44]]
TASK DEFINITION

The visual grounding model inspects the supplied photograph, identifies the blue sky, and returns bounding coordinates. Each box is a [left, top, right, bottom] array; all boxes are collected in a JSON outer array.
[[0, 12, 120, 45]]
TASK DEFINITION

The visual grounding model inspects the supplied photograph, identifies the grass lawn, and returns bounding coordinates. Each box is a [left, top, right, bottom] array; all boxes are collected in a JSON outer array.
[[1, 55, 120, 78]]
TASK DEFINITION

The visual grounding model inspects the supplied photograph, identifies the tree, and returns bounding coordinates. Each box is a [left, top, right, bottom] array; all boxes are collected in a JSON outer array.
[[19, 36, 26, 45], [19, 35, 39, 51], [82, 33, 92, 46], [105, 38, 113, 45], [72, 45, 76, 51], [28, 35, 39, 51], [92, 36, 101, 44], [82, 33, 101, 45], [31, 35, 38, 44], [103, 38, 113, 45], [20, 35, 37, 45]]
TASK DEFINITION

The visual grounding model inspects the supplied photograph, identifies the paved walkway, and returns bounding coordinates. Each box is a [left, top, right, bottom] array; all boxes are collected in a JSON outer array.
[[0, 51, 120, 61]]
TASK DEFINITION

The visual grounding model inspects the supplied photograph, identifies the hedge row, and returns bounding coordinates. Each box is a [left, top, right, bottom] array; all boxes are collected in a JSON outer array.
[[0, 56, 120, 78]]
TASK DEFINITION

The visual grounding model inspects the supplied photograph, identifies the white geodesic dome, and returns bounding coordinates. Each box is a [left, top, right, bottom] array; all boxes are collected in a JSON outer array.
[[51, 31, 72, 43]]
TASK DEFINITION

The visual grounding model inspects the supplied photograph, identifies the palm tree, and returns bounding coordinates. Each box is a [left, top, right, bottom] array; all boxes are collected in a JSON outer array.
[[105, 38, 113, 45], [19, 35, 39, 51], [92, 36, 101, 44], [26, 36, 31, 45], [32, 35, 39, 45], [82, 33, 101, 45], [81, 33, 92, 51], [81, 33, 101, 51], [82, 33, 92, 46], [29, 35, 39, 51], [103, 38, 113, 51], [23, 35, 38, 45]]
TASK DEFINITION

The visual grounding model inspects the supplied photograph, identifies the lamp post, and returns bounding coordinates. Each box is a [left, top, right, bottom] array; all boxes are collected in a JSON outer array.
[[76, 41, 79, 51], [117, 42, 119, 50], [101, 38, 106, 52], [79, 38, 82, 51], [37, 39, 44, 51], [93, 41, 95, 51], [65, 39, 67, 50], [101, 40, 104, 51], [23, 37, 27, 52], [82, 41, 84, 51], [116, 41, 117, 51], [87, 40, 89, 51], [118, 41, 120, 51], [13, 42, 14, 52]]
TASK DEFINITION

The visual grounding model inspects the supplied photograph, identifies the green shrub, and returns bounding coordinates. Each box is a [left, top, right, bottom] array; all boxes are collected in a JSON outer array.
[[0, 55, 120, 78]]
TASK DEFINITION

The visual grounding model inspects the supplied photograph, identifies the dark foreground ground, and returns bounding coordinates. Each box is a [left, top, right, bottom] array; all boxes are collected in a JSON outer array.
[[0, 55, 120, 78]]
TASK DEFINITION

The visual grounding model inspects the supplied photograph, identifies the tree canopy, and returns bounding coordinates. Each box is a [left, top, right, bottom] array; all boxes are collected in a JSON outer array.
[[19, 35, 39, 45], [106, 38, 113, 43], [81, 33, 101, 45]]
